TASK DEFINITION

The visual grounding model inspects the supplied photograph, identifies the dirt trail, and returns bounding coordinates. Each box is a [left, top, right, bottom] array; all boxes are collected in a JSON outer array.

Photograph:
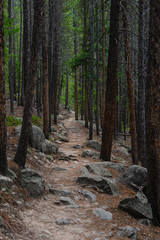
[[11, 110, 160, 240]]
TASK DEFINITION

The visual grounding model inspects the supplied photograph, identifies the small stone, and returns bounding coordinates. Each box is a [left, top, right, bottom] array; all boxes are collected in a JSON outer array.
[[59, 197, 75, 205], [0, 175, 13, 189], [93, 208, 112, 220], [56, 219, 69, 225], [52, 167, 68, 172], [138, 219, 151, 227], [117, 226, 137, 240], [81, 190, 96, 202], [49, 188, 72, 196]]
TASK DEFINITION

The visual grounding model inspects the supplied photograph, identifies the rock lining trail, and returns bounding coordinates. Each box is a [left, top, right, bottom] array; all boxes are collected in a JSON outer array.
[[11, 109, 160, 240]]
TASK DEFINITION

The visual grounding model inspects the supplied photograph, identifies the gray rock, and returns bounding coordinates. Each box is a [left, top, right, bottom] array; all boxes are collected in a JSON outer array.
[[59, 197, 75, 205], [41, 140, 59, 154], [82, 150, 100, 159], [81, 190, 96, 202], [7, 169, 17, 180], [58, 115, 65, 120], [119, 165, 147, 188], [117, 226, 137, 240], [86, 140, 101, 152], [77, 174, 119, 196], [93, 208, 112, 220], [117, 146, 130, 156], [52, 167, 68, 172], [58, 135, 69, 142], [138, 219, 151, 227], [0, 175, 13, 189], [51, 126, 57, 132], [49, 188, 72, 196], [73, 144, 83, 149], [85, 163, 112, 177], [118, 195, 153, 219], [56, 219, 70, 225], [16, 125, 59, 155], [21, 169, 45, 197]]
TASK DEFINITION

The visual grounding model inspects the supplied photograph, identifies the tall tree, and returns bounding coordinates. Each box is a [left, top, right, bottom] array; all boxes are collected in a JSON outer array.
[[73, 9, 78, 120], [100, 0, 120, 161], [14, 0, 44, 167], [84, 0, 89, 128], [22, 0, 30, 104], [0, 0, 8, 174], [101, 0, 105, 126], [8, 0, 14, 113], [42, 0, 49, 139], [95, 0, 99, 136], [122, 1, 138, 165], [137, 0, 148, 167], [89, 0, 95, 140], [146, 0, 160, 225]]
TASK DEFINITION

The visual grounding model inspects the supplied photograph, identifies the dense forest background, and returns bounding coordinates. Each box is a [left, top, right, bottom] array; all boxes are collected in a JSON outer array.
[[0, 0, 160, 225]]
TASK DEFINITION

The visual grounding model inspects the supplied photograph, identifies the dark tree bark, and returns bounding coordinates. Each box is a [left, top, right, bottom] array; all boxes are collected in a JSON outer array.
[[95, 0, 99, 136], [122, 1, 138, 165], [146, 0, 160, 225], [22, 0, 30, 104], [100, 0, 120, 161], [84, 0, 89, 128], [65, 68, 69, 109], [48, 0, 53, 132], [8, 0, 14, 113], [42, 0, 49, 139], [14, 0, 44, 167], [137, 0, 148, 167], [18, 0, 22, 106], [52, 0, 60, 125], [81, 66, 84, 120], [0, 1, 8, 174], [89, 0, 95, 140], [73, 9, 78, 121], [101, 0, 105, 126]]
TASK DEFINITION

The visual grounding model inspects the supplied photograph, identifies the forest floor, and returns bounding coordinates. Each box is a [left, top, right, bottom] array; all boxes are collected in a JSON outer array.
[[0, 103, 160, 240]]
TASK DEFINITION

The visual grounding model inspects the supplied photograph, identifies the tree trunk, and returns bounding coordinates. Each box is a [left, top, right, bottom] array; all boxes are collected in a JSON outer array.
[[84, 0, 88, 128], [122, 1, 138, 165], [73, 10, 78, 121], [146, 0, 160, 225], [0, 1, 8, 174], [100, 0, 120, 161], [89, 0, 95, 140], [137, 0, 147, 167], [65, 68, 69, 109], [95, 1, 99, 136], [14, 0, 44, 167], [101, 0, 105, 126], [42, 0, 49, 139], [8, 0, 14, 113], [18, 0, 22, 106], [22, 0, 30, 104]]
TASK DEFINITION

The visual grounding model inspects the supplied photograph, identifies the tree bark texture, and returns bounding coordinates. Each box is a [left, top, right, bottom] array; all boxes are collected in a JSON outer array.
[[14, 0, 44, 167], [0, 1, 8, 174], [42, 0, 49, 139], [84, 0, 88, 128], [100, 0, 120, 161], [8, 0, 14, 113], [122, 1, 138, 165], [101, 0, 105, 126], [146, 0, 160, 225]]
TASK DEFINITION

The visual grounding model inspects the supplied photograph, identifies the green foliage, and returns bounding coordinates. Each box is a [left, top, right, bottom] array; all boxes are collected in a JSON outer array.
[[70, 50, 89, 70], [6, 116, 22, 126], [32, 116, 43, 128]]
